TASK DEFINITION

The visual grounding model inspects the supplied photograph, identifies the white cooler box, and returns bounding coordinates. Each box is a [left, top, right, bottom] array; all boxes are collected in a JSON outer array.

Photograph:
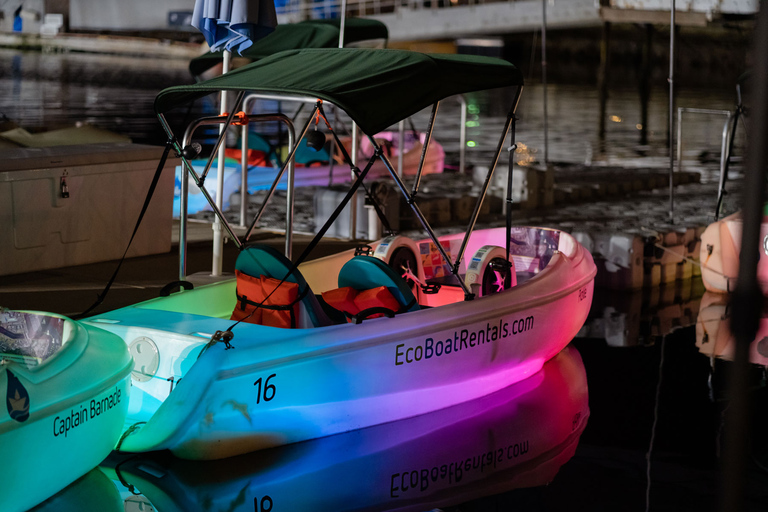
[[0, 143, 176, 276]]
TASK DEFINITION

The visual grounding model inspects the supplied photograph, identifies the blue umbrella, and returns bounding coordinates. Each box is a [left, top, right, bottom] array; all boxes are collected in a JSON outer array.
[[192, 0, 277, 54]]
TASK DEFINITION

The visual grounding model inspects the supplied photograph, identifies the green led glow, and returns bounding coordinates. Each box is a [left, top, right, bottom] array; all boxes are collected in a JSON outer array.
[[468, 105, 480, 114], [466, 121, 479, 128], [467, 141, 477, 148]]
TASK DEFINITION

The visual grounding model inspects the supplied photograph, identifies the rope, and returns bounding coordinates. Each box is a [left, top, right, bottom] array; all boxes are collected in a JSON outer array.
[[74, 139, 174, 319], [651, 242, 731, 280], [115, 421, 147, 451]]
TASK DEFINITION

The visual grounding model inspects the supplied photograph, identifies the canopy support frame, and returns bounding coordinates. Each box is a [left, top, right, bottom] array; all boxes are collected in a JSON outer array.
[[166, 111, 300, 279], [200, 91, 246, 183], [243, 110, 314, 247], [410, 101, 440, 198], [370, 85, 523, 299], [159, 113, 242, 249]]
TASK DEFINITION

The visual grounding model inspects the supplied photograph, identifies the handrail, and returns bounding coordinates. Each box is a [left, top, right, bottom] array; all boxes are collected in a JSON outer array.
[[276, 0, 508, 20], [171, 112, 299, 279]]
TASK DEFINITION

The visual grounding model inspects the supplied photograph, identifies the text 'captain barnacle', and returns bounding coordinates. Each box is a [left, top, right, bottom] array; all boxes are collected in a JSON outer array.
[[394, 316, 534, 366]]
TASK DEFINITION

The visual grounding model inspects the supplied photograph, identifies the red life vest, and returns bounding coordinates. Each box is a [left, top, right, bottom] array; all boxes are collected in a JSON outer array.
[[353, 286, 401, 319], [322, 285, 401, 321], [321, 286, 360, 321]]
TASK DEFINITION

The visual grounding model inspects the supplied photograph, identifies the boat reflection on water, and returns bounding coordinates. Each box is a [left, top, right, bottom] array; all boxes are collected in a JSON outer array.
[[30, 467, 124, 512], [36, 346, 588, 511], [581, 278, 704, 347], [696, 291, 768, 367]]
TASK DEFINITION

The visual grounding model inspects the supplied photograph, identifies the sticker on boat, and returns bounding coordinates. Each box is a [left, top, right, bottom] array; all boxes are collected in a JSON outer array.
[[5, 370, 29, 422]]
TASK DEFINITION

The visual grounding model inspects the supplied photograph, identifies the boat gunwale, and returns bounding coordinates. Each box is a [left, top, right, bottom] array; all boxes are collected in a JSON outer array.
[[213, 246, 596, 381]]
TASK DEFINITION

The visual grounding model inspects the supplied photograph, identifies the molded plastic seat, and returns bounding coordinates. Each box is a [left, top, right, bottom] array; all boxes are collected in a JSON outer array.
[[234, 244, 332, 328], [338, 256, 420, 314]]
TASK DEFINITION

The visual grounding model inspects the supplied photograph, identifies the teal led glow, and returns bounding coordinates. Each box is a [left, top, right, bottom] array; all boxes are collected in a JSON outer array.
[[1, 313, 132, 512]]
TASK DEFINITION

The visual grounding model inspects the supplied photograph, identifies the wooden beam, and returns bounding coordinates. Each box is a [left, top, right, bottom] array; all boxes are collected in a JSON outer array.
[[599, 7, 708, 27]]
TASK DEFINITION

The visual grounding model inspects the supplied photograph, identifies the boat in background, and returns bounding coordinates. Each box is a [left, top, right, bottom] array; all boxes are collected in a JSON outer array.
[[699, 209, 768, 293], [0, 311, 132, 512], [100, 346, 588, 512], [174, 129, 445, 215], [189, 18, 389, 79]]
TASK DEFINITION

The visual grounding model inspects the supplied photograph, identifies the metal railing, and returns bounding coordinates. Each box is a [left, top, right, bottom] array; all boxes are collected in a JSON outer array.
[[276, 0, 511, 21]]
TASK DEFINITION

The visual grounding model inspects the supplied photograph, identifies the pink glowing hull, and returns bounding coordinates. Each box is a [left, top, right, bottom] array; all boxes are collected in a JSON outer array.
[[700, 212, 768, 293]]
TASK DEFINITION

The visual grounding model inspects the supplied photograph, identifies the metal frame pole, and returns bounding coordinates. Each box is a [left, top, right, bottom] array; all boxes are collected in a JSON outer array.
[[411, 102, 440, 197], [668, 0, 676, 221], [456, 90, 521, 270], [542, 0, 548, 164], [245, 109, 314, 246], [240, 123, 249, 228], [158, 113, 244, 282], [213, 50, 232, 276]]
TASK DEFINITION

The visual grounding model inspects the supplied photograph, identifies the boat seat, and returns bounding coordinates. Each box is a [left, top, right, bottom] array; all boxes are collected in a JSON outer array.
[[232, 244, 332, 328], [328, 255, 420, 322], [464, 245, 517, 297]]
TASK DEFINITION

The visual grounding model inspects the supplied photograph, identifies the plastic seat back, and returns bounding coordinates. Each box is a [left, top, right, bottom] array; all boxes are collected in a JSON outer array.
[[338, 256, 420, 314]]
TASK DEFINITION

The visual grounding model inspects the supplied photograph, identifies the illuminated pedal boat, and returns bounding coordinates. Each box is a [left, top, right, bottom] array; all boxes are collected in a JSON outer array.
[[83, 48, 595, 460], [103, 346, 589, 511], [0, 311, 132, 512], [84, 224, 593, 460]]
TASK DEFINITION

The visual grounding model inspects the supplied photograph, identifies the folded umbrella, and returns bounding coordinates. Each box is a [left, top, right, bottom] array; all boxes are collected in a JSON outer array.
[[192, 0, 278, 54]]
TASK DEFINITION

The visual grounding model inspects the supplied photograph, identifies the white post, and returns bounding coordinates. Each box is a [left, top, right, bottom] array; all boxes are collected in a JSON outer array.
[[212, 49, 231, 276]]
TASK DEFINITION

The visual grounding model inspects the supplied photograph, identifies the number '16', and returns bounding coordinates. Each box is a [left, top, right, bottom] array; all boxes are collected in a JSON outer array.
[[254, 373, 277, 404]]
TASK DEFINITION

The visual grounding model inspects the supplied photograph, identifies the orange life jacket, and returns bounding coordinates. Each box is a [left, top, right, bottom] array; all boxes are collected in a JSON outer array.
[[321, 287, 360, 322], [322, 285, 401, 322], [231, 270, 264, 324], [353, 286, 401, 319], [261, 276, 300, 328], [224, 148, 270, 167], [232, 271, 302, 329]]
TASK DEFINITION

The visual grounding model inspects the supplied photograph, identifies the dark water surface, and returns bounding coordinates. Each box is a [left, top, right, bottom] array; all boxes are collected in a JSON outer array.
[[5, 49, 764, 511]]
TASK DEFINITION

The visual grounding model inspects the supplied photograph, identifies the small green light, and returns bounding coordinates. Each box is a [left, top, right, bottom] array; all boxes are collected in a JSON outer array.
[[467, 141, 477, 148], [466, 121, 479, 127], [468, 105, 480, 114]]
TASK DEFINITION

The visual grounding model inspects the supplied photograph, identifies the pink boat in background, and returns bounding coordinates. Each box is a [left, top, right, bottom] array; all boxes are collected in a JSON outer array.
[[699, 210, 768, 293]]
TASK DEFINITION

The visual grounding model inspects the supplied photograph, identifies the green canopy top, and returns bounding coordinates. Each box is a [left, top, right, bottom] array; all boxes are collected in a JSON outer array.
[[158, 48, 524, 136], [188, 19, 389, 77]]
